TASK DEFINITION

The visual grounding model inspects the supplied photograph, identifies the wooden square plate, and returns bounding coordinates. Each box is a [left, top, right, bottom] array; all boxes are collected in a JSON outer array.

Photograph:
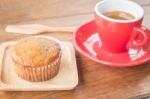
[[0, 40, 78, 91]]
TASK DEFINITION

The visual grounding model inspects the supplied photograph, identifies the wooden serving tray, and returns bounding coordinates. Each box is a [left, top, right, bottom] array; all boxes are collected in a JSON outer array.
[[0, 40, 78, 91]]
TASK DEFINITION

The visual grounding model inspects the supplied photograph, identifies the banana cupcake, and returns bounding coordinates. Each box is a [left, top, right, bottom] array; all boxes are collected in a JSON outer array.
[[11, 36, 62, 82]]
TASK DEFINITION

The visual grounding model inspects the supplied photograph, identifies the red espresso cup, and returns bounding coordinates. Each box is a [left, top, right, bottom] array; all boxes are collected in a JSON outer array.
[[94, 0, 150, 53]]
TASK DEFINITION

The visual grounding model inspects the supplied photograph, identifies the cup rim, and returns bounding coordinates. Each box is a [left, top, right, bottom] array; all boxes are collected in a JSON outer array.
[[95, 0, 144, 23]]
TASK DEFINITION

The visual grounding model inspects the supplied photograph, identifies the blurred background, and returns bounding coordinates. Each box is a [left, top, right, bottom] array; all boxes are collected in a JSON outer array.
[[0, 0, 149, 32]]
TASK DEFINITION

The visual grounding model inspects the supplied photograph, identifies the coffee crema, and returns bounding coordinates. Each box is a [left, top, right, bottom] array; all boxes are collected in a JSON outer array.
[[103, 10, 135, 20]]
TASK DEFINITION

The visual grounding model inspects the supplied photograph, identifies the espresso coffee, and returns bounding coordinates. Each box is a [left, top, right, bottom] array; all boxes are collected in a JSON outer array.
[[103, 10, 135, 20]]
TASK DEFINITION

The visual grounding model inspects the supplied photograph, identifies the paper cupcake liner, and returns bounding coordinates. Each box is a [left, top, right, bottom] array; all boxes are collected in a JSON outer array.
[[13, 54, 61, 82]]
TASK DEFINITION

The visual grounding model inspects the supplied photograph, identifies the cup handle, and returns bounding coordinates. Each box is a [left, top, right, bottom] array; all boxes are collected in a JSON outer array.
[[126, 26, 150, 48]]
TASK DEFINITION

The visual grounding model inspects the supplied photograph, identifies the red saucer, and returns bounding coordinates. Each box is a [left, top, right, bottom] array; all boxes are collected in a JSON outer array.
[[74, 20, 150, 67]]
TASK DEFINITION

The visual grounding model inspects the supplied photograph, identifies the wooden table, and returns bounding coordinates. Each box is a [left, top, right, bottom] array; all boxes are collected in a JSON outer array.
[[0, 0, 150, 99]]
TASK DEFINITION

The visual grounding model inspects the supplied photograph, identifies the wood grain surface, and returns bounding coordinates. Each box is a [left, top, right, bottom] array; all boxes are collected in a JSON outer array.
[[0, 0, 150, 99]]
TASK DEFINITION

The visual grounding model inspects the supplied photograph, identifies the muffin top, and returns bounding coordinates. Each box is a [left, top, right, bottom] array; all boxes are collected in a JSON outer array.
[[11, 37, 61, 67]]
